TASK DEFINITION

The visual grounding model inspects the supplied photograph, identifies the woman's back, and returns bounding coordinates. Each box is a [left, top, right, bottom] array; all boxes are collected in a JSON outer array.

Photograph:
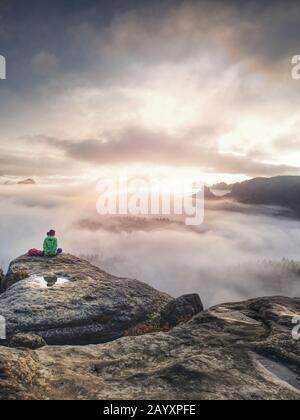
[[43, 235, 58, 256]]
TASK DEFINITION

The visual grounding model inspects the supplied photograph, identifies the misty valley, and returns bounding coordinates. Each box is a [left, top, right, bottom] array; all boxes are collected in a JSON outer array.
[[1, 176, 300, 308]]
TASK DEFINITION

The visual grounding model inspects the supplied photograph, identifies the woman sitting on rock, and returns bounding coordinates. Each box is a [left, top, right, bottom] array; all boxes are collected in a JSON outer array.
[[43, 230, 63, 257]]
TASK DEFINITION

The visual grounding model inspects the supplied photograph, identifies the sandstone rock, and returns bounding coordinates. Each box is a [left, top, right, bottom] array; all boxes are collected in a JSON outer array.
[[0, 269, 4, 291], [0, 254, 172, 345], [1, 254, 300, 400], [0, 296, 300, 400], [160, 293, 203, 327], [8, 333, 46, 350]]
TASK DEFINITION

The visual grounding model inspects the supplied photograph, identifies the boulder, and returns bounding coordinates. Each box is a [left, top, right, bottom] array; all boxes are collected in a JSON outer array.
[[0, 296, 299, 400], [160, 293, 203, 327], [0, 254, 172, 345]]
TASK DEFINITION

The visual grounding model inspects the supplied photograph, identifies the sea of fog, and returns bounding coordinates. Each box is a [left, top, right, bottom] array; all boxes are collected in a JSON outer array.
[[0, 184, 300, 308]]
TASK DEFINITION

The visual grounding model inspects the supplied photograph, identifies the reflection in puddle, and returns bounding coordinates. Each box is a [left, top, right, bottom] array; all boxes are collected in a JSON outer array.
[[30, 275, 70, 289], [252, 352, 300, 393]]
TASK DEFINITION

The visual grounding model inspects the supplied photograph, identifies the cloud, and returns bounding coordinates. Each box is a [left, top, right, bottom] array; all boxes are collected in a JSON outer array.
[[38, 127, 300, 177], [0, 148, 81, 177], [32, 51, 58, 75], [1, 0, 300, 178], [273, 135, 300, 151]]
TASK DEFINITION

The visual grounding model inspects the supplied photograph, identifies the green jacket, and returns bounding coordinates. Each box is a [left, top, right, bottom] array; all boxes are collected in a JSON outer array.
[[43, 236, 58, 256]]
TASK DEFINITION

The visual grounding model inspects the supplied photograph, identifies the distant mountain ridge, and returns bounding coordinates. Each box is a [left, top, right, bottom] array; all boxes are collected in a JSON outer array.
[[227, 176, 300, 213], [17, 178, 36, 185], [212, 182, 235, 191], [1, 178, 36, 185]]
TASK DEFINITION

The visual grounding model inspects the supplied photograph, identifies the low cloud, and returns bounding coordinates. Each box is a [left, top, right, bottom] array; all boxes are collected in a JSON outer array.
[[0, 183, 300, 308]]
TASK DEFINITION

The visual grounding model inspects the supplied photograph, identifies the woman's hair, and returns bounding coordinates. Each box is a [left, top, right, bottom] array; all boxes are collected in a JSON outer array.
[[47, 229, 56, 236]]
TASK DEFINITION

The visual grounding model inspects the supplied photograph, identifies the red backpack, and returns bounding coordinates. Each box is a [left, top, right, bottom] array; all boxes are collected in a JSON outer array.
[[27, 248, 44, 257]]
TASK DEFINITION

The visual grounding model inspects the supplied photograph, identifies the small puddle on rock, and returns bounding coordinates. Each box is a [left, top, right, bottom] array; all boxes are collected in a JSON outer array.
[[252, 352, 300, 393], [30, 275, 70, 289]]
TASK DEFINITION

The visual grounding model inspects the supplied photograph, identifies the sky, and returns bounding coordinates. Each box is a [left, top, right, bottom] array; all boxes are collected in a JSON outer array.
[[0, 0, 300, 184]]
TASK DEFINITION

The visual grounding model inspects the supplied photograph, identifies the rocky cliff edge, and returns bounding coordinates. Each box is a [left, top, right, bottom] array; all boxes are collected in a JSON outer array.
[[0, 254, 299, 400]]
